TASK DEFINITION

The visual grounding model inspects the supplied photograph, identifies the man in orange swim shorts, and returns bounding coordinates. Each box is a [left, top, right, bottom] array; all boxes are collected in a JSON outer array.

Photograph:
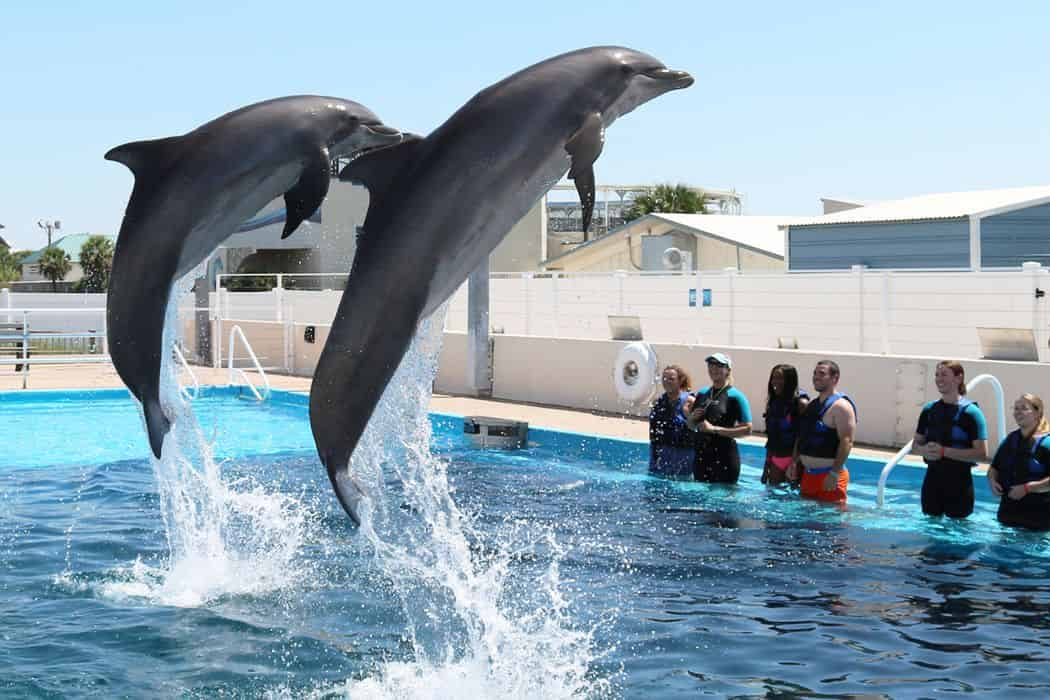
[[788, 360, 857, 503]]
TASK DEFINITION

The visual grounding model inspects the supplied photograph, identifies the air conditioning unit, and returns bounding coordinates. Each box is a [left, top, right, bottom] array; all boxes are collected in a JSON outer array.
[[661, 247, 693, 271]]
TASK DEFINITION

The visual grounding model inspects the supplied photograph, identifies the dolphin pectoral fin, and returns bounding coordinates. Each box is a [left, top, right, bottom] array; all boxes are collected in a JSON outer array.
[[566, 113, 605, 234], [337, 136, 425, 196], [143, 396, 172, 459], [282, 146, 331, 239]]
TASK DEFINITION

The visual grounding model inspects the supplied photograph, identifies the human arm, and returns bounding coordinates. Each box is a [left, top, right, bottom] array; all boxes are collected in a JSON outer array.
[[986, 440, 1008, 497], [824, 399, 856, 490]]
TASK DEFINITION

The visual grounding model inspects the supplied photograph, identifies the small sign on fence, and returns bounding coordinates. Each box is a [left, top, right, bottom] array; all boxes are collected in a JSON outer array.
[[688, 289, 712, 307]]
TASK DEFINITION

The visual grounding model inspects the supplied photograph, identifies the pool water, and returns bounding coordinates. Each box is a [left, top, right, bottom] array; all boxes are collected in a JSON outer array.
[[2, 388, 1048, 698]]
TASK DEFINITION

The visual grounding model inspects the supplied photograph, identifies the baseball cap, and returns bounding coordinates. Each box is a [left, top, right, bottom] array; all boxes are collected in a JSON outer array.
[[705, 352, 732, 368]]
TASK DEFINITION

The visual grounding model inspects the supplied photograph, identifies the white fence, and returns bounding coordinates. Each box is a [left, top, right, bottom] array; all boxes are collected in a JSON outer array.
[[208, 266, 1050, 363], [12, 264, 1050, 371], [1, 290, 107, 332]]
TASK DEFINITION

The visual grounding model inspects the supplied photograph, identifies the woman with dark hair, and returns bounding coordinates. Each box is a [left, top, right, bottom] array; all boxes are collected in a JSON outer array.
[[649, 364, 695, 478], [761, 364, 809, 486], [987, 393, 1050, 531]]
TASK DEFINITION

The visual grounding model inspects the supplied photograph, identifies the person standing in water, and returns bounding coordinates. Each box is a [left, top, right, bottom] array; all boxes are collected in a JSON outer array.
[[911, 361, 988, 518], [685, 353, 752, 484], [987, 393, 1050, 531], [649, 364, 695, 478], [790, 360, 857, 503], [762, 364, 809, 486]]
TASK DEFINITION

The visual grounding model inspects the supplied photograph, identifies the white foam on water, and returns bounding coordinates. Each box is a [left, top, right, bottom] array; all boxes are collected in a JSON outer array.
[[330, 309, 610, 699], [95, 284, 317, 608]]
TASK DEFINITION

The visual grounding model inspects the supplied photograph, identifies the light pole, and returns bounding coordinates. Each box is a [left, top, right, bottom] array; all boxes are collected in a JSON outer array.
[[37, 219, 61, 248]]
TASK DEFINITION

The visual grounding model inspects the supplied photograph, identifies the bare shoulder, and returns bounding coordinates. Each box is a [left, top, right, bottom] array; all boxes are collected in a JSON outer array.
[[830, 396, 857, 425]]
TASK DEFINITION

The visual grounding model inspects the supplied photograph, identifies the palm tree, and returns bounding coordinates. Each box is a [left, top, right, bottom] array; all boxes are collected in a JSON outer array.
[[77, 236, 115, 292], [38, 246, 72, 292], [623, 184, 708, 221], [0, 247, 21, 283]]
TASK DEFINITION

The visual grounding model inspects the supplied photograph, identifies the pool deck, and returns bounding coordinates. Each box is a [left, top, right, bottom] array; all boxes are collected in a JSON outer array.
[[0, 363, 920, 466]]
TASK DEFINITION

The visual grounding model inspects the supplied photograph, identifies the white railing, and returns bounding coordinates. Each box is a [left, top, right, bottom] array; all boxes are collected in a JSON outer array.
[[226, 324, 271, 401], [876, 373, 1007, 507], [173, 344, 199, 400], [0, 308, 109, 388]]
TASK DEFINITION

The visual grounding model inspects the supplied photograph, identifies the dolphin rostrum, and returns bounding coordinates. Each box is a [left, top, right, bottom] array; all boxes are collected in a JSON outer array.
[[309, 47, 693, 524], [106, 96, 403, 458]]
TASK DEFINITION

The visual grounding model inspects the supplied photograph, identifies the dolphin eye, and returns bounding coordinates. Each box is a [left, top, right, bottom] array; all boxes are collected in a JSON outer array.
[[620, 64, 634, 76]]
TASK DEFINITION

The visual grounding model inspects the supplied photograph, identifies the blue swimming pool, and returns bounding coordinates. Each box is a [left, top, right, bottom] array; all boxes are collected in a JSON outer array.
[[1, 387, 1048, 698]]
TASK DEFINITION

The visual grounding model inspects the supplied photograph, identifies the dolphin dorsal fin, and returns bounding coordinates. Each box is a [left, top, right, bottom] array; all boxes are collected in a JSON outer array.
[[104, 136, 184, 181], [338, 135, 425, 200]]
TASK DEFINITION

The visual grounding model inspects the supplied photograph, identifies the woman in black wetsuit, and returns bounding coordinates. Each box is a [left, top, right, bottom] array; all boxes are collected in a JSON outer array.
[[685, 353, 752, 484], [987, 393, 1050, 531]]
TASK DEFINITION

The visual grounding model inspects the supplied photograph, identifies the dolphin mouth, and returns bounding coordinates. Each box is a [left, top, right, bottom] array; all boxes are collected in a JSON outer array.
[[362, 123, 403, 137], [643, 68, 694, 89]]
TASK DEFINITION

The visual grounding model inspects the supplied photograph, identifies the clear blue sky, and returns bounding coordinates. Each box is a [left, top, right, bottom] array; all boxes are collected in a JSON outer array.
[[2, 1, 1048, 250]]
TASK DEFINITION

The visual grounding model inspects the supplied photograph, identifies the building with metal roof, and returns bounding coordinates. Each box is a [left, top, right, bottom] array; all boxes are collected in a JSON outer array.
[[542, 213, 801, 272], [784, 185, 1050, 271], [20, 233, 117, 285]]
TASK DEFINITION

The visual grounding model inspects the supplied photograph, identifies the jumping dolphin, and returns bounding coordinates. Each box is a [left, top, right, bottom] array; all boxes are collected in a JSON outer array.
[[309, 47, 693, 523], [106, 96, 403, 458]]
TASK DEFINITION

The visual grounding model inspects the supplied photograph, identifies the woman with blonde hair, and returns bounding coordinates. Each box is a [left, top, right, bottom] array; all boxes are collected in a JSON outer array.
[[987, 393, 1050, 531]]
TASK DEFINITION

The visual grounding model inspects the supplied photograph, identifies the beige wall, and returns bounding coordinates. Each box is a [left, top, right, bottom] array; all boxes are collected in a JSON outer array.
[[435, 332, 1045, 450], [545, 226, 783, 273], [21, 262, 85, 283]]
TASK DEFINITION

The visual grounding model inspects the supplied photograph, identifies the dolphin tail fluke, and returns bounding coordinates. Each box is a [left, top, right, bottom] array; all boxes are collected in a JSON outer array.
[[143, 397, 172, 459], [324, 458, 365, 526]]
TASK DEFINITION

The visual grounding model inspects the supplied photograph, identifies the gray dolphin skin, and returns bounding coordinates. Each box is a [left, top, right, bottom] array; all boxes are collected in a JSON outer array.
[[106, 95, 403, 458], [310, 47, 693, 524]]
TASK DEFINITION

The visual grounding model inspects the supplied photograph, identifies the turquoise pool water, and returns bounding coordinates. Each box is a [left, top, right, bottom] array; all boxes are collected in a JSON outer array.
[[1, 387, 1048, 698]]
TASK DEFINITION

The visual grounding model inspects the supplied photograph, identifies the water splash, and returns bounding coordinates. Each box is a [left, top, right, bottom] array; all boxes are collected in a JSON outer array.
[[335, 309, 608, 699], [99, 285, 315, 608]]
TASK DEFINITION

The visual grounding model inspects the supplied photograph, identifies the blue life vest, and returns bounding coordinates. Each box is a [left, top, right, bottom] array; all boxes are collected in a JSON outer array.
[[1003, 431, 1050, 487], [798, 392, 857, 460], [649, 390, 693, 449], [923, 398, 979, 465], [765, 391, 808, 456]]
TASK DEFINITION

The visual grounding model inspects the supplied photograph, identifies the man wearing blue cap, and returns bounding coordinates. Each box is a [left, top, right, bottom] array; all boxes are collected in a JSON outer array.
[[685, 352, 753, 483]]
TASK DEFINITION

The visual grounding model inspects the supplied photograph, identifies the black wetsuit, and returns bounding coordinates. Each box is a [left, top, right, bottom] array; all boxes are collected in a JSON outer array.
[[916, 399, 987, 518], [691, 385, 751, 484]]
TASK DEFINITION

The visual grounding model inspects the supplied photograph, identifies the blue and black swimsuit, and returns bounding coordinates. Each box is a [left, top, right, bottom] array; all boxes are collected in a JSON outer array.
[[691, 384, 752, 484], [915, 398, 987, 518], [991, 429, 1050, 531]]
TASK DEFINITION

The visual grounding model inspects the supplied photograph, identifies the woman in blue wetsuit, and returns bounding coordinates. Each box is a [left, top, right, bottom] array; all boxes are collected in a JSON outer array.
[[685, 353, 752, 484], [648, 364, 695, 478], [761, 364, 809, 486], [987, 393, 1050, 531], [911, 361, 988, 518]]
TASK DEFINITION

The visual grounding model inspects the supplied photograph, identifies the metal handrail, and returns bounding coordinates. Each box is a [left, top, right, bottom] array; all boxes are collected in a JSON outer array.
[[876, 373, 1006, 507], [226, 324, 271, 401], [172, 344, 199, 400]]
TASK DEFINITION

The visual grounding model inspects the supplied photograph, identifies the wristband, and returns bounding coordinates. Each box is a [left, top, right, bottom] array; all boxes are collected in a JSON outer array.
[[1024, 483, 1030, 495], [939, 446, 945, 459]]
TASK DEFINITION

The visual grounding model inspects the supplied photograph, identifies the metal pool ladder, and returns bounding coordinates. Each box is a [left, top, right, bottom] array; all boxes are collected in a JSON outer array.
[[876, 373, 1006, 507], [226, 324, 271, 401], [173, 344, 200, 399]]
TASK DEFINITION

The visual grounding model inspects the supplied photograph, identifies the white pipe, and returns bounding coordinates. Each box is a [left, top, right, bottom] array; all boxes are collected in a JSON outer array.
[[226, 324, 271, 401]]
